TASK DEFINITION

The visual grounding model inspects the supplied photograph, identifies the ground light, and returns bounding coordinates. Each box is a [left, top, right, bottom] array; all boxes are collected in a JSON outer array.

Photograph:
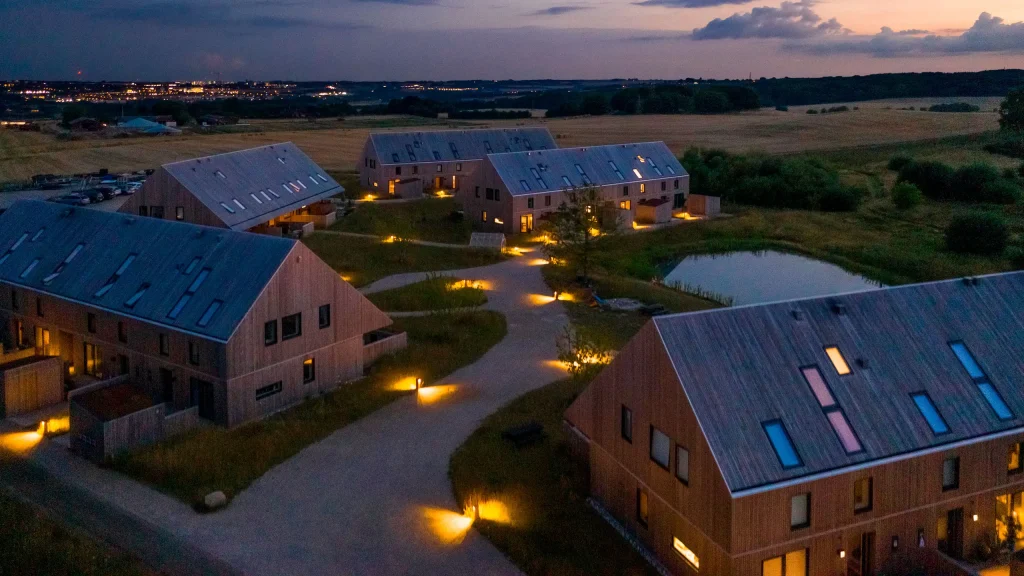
[[528, 258, 549, 266], [0, 427, 43, 454], [362, 194, 376, 202], [422, 507, 474, 546]]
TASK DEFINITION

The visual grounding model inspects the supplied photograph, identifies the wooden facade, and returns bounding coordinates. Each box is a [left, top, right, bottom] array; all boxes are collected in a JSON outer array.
[[566, 321, 1024, 576], [120, 167, 225, 228], [0, 355, 63, 417], [359, 138, 472, 197]]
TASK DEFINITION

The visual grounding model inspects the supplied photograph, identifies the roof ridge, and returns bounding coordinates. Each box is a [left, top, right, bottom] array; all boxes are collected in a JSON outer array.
[[162, 141, 297, 167]]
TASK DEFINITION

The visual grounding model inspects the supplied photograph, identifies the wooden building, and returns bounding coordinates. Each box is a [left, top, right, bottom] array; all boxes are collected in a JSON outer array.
[[0, 200, 392, 428], [463, 142, 690, 235], [565, 272, 1024, 576], [119, 143, 342, 236], [357, 128, 556, 198]]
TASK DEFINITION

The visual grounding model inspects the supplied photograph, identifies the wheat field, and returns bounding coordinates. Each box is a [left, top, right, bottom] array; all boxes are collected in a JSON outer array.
[[0, 104, 1000, 184]]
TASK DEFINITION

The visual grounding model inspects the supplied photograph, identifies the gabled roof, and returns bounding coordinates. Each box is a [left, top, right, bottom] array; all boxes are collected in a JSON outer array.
[[160, 143, 341, 231], [653, 272, 1024, 495], [0, 200, 294, 342], [486, 142, 687, 196], [370, 128, 556, 165]]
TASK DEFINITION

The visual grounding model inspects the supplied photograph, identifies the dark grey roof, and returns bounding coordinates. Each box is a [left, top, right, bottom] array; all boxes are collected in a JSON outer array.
[[653, 272, 1024, 494], [162, 142, 341, 231], [370, 128, 555, 166], [487, 142, 687, 196], [0, 200, 294, 342]]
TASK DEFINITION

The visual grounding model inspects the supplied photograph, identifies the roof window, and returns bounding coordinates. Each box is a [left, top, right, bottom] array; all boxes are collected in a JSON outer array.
[[802, 366, 835, 408], [523, 138, 532, 150], [393, 153, 401, 162], [633, 168, 643, 179], [250, 193, 263, 205], [520, 180, 532, 192], [167, 268, 210, 320], [763, 420, 802, 469], [184, 257, 201, 275], [449, 142, 461, 159], [802, 365, 863, 454], [484, 141, 493, 153], [19, 258, 40, 279], [608, 161, 624, 180], [297, 180, 307, 189], [232, 199, 246, 211], [666, 164, 676, 175], [283, 184, 293, 195], [94, 254, 137, 298], [290, 182, 301, 192], [317, 174, 328, 182], [277, 157, 286, 164], [219, 202, 235, 214], [197, 300, 223, 328], [215, 170, 226, 179], [562, 176, 572, 188], [31, 228, 45, 242], [950, 341, 1014, 420], [825, 346, 852, 375], [0, 232, 29, 266], [42, 243, 84, 284], [647, 158, 663, 176], [433, 150, 441, 161], [912, 392, 950, 435], [260, 190, 273, 202], [309, 176, 320, 186], [124, 283, 149, 308], [268, 188, 281, 199]]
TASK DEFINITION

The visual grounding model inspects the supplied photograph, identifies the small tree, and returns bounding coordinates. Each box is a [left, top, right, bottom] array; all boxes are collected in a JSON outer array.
[[999, 88, 1024, 133], [544, 186, 609, 283], [891, 182, 923, 210], [556, 326, 612, 381], [945, 212, 1009, 255], [887, 154, 914, 172]]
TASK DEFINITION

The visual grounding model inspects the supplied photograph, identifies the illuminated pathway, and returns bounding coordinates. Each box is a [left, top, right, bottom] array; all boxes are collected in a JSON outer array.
[[19, 249, 568, 576]]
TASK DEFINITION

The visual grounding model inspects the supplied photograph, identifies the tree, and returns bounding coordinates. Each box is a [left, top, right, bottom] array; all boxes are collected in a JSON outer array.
[[891, 182, 923, 210], [694, 90, 731, 114], [945, 212, 1009, 255], [555, 326, 612, 381], [999, 88, 1024, 133], [543, 186, 608, 283]]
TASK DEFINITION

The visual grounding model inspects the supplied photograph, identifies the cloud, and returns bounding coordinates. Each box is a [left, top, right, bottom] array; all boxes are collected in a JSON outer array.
[[634, 0, 756, 8], [788, 12, 1024, 56], [692, 0, 848, 40], [531, 5, 593, 16], [83, 1, 365, 31]]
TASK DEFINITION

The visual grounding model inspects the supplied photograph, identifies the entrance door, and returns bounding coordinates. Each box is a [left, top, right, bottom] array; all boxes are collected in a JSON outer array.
[[34, 326, 51, 356], [189, 377, 215, 421], [939, 508, 965, 559], [847, 532, 875, 576], [160, 369, 174, 404], [520, 214, 534, 233], [452, 175, 457, 190], [388, 179, 396, 195], [434, 176, 443, 190], [84, 342, 102, 377]]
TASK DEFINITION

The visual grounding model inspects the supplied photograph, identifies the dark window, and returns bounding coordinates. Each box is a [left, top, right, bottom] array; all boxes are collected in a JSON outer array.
[[282, 313, 302, 340], [636, 488, 649, 528], [36, 297, 43, 317], [303, 358, 316, 383], [673, 193, 686, 210], [436, 164, 442, 172], [1010, 443, 1022, 475], [117, 321, 127, 343], [139, 206, 148, 217], [456, 163, 462, 171], [256, 381, 282, 400], [396, 166, 402, 176], [676, 445, 689, 485], [10, 289, 18, 311], [942, 456, 960, 491], [674, 179, 680, 190], [650, 426, 670, 470], [853, 477, 873, 513], [159, 333, 169, 356], [528, 198, 534, 209], [622, 186, 629, 197], [494, 189, 500, 201], [175, 206, 185, 221], [188, 341, 199, 365], [474, 186, 480, 198], [791, 493, 811, 530], [661, 181, 667, 191], [319, 304, 331, 329], [264, 320, 278, 345], [87, 313, 96, 333], [621, 405, 633, 443], [151, 206, 165, 219], [545, 195, 551, 207], [486, 188, 494, 200], [412, 166, 418, 174]]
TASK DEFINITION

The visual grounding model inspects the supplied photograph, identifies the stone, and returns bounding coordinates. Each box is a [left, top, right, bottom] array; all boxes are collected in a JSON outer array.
[[204, 491, 228, 511]]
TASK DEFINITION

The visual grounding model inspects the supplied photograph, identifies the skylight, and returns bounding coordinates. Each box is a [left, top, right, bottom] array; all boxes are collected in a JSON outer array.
[[433, 151, 441, 161], [277, 157, 286, 164], [562, 176, 572, 187], [184, 257, 201, 275], [763, 420, 802, 469], [912, 393, 949, 435], [520, 180, 532, 192], [825, 346, 852, 375], [523, 138, 532, 150], [802, 367, 835, 407], [232, 199, 246, 211], [268, 188, 281, 199], [168, 268, 210, 320], [167, 295, 191, 319], [484, 141, 493, 153], [215, 170, 226, 179], [317, 174, 328, 182], [827, 410, 862, 454], [0, 232, 29, 266], [20, 258, 40, 279], [950, 341, 1014, 421], [449, 142, 460, 159], [124, 283, 149, 308], [647, 158, 663, 176], [43, 242, 84, 284], [94, 254, 137, 298], [393, 153, 401, 162], [31, 228, 45, 242], [283, 184, 293, 195], [309, 176, 319, 186], [188, 268, 210, 293], [197, 300, 223, 327], [297, 180, 307, 189], [633, 168, 643, 179], [290, 182, 301, 192], [250, 193, 263, 205], [666, 164, 676, 175], [802, 365, 863, 454], [260, 191, 273, 202], [219, 202, 235, 214], [405, 144, 416, 161], [608, 161, 624, 180]]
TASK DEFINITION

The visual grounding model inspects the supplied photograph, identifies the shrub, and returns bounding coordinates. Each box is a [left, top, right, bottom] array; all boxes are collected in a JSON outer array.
[[953, 162, 1002, 199], [818, 185, 863, 212], [887, 154, 914, 172], [981, 179, 1022, 204], [806, 109, 818, 115], [898, 161, 955, 200], [983, 137, 1024, 159], [945, 212, 1009, 255], [891, 182, 923, 210]]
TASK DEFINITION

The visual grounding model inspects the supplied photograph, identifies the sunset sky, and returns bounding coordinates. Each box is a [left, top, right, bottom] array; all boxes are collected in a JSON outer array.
[[1, 0, 1023, 80]]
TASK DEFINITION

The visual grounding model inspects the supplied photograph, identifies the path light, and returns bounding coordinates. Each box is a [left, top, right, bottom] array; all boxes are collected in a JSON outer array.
[[416, 377, 423, 390], [422, 507, 474, 546]]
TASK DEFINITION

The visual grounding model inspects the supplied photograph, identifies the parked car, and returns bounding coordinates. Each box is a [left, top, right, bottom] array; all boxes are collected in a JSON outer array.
[[97, 185, 118, 199], [83, 189, 105, 203], [124, 182, 142, 195], [50, 193, 90, 206]]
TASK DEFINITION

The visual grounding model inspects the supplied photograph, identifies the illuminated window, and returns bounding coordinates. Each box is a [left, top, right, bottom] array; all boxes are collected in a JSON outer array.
[[282, 313, 302, 340], [825, 346, 851, 375], [636, 488, 649, 528], [619, 200, 631, 210], [673, 537, 699, 571], [256, 381, 282, 400], [912, 392, 949, 435], [1010, 443, 1022, 475], [853, 477, 873, 513], [763, 420, 802, 469], [942, 456, 959, 491], [436, 164, 443, 172], [264, 320, 278, 346], [640, 183, 646, 194], [621, 405, 632, 443], [791, 493, 810, 530], [650, 426, 670, 470], [949, 341, 1013, 420], [176, 206, 185, 220], [633, 168, 643, 179], [762, 549, 807, 576], [676, 445, 689, 485], [481, 211, 487, 222], [303, 358, 316, 383]]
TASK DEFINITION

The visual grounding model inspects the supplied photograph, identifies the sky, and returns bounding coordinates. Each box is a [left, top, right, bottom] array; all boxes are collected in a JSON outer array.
[[1, 0, 1023, 81]]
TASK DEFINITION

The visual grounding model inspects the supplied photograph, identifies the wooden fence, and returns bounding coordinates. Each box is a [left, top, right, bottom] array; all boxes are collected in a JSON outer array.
[[0, 356, 63, 417]]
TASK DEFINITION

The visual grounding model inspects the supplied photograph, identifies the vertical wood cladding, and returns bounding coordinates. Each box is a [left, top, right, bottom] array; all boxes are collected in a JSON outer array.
[[119, 167, 226, 228]]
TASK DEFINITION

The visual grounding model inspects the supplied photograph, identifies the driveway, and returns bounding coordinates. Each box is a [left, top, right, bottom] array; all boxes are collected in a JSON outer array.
[[16, 249, 568, 576]]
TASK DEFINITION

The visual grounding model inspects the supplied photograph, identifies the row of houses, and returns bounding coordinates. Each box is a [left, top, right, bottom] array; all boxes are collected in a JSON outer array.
[[357, 127, 718, 235]]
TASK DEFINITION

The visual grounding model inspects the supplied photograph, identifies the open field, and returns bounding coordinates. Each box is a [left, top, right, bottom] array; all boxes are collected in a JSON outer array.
[[113, 310, 507, 507], [0, 105, 999, 184]]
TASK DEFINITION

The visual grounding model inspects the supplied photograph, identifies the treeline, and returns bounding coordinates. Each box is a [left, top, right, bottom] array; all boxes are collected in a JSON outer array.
[[680, 148, 863, 212], [545, 85, 760, 118], [929, 102, 980, 113], [61, 96, 357, 126], [889, 156, 1022, 204], [752, 70, 1024, 107], [447, 109, 531, 120]]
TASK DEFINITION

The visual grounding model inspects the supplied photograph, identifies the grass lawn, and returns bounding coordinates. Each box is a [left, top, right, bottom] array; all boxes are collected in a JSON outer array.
[[0, 489, 156, 576], [449, 377, 658, 576], [331, 197, 472, 244], [302, 233, 504, 287], [367, 275, 488, 312], [113, 311, 507, 508]]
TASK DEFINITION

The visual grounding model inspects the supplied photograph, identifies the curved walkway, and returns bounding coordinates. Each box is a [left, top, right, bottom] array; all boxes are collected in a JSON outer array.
[[20, 250, 568, 576]]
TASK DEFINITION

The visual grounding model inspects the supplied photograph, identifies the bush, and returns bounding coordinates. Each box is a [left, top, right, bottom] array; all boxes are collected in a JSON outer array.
[[898, 161, 955, 200], [983, 137, 1024, 159], [891, 182, 924, 209], [887, 155, 914, 172], [818, 186, 863, 212], [953, 162, 1002, 197], [806, 109, 818, 115], [945, 212, 1009, 255], [980, 179, 1022, 204]]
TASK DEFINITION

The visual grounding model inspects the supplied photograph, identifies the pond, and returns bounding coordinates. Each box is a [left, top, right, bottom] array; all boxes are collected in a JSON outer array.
[[662, 251, 883, 306]]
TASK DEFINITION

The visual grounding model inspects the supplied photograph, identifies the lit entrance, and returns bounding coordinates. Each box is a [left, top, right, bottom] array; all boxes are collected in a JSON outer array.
[[520, 214, 533, 233]]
